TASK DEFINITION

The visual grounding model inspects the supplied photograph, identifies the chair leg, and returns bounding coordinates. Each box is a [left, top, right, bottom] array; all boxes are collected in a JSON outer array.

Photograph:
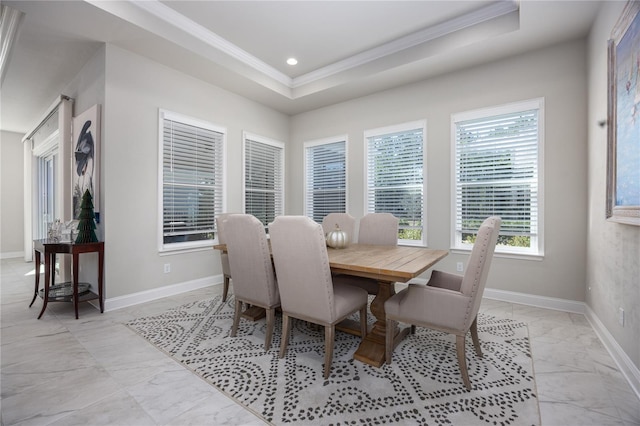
[[385, 318, 397, 364], [264, 308, 275, 351], [231, 299, 242, 337], [456, 335, 471, 391], [359, 306, 367, 337], [279, 313, 291, 359], [410, 325, 416, 335], [470, 316, 482, 358], [324, 325, 335, 379], [222, 275, 230, 302]]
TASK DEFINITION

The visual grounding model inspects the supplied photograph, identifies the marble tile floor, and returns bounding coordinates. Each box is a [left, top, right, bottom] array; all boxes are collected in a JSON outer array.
[[1, 257, 639, 426]]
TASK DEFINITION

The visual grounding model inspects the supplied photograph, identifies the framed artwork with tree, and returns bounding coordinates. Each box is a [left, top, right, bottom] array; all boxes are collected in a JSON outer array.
[[72, 104, 100, 221]]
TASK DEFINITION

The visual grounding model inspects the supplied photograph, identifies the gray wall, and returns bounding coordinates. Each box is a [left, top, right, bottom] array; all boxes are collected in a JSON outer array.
[[102, 45, 289, 299], [290, 39, 589, 302], [587, 1, 640, 372], [0, 130, 24, 258]]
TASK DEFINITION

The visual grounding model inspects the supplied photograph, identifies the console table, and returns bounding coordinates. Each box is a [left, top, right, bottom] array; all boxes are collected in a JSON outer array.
[[30, 239, 104, 319]]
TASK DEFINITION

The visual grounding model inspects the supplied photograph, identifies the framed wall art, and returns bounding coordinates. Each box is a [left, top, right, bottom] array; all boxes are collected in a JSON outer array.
[[607, 1, 640, 226], [72, 104, 100, 220]]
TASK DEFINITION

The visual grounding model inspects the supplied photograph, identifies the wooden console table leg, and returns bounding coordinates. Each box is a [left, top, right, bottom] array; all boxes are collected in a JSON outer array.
[[37, 252, 52, 319], [29, 249, 41, 307], [98, 246, 104, 313], [73, 251, 80, 319]]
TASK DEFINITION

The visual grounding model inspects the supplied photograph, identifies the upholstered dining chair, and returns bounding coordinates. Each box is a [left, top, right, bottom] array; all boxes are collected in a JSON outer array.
[[322, 212, 357, 244], [384, 216, 501, 390], [223, 214, 281, 351], [338, 212, 400, 295], [357, 212, 399, 245], [269, 215, 368, 379], [216, 213, 233, 302]]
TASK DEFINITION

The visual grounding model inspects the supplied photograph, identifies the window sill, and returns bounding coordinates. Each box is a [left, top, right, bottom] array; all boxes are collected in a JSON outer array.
[[159, 243, 215, 256], [450, 247, 544, 261], [398, 241, 428, 248]]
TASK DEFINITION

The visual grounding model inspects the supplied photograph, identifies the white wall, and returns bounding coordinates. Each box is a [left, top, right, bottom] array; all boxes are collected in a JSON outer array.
[[587, 1, 640, 374], [290, 39, 589, 302], [1, 131, 25, 258], [102, 45, 289, 299]]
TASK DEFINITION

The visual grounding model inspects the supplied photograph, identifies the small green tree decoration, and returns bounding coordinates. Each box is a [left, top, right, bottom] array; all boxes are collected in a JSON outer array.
[[75, 189, 99, 243]]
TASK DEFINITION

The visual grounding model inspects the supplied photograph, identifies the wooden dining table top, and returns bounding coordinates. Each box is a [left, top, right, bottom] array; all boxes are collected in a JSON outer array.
[[325, 244, 446, 282], [214, 242, 449, 283]]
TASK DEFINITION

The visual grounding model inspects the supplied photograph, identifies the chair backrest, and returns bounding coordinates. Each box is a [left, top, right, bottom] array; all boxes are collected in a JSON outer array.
[[216, 213, 233, 276], [358, 213, 399, 245], [269, 216, 336, 323], [223, 214, 279, 306], [322, 213, 357, 244], [460, 216, 501, 325]]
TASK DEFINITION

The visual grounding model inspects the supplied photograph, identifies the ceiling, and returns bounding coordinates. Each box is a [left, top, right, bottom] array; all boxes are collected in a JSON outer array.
[[0, 0, 602, 134]]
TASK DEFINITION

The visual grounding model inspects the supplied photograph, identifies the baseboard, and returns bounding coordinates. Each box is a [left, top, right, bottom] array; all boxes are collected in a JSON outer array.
[[0, 251, 24, 259], [483, 287, 586, 314], [584, 305, 640, 400], [104, 275, 222, 311]]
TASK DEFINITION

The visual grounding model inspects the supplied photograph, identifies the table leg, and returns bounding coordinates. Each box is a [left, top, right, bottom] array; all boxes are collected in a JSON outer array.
[[50, 253, 56, 287], [353, 280, 408, 367], [73, 252, 80, 319], [98, 247, 104, 313], [37, 252, 52, 319], [241, 305, 266, 321], [29, 249, 41, 307]]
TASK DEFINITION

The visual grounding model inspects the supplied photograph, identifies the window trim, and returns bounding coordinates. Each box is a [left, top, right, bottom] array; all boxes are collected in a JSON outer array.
[[450, 98, 545, 259], [242, 131, 285, 226], [303, 135, 349, 221], [364, 120, 427, 246], [157, 109, 226, 253]]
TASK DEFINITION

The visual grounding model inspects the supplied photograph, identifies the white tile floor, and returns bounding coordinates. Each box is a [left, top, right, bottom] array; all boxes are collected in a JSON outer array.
[[1, 257, 639, 425]]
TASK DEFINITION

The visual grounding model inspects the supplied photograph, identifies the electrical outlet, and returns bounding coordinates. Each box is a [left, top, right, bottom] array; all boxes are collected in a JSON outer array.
[[164, 263, 171, 274], [456, 262, 464, 272], [618, 307, 624, 327]]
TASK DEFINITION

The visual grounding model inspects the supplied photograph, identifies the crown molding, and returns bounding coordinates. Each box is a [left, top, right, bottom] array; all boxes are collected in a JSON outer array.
[[130, 0, 293, 87], [0, 4, 25, 85], [292, 1, 519, 88], [96, 0, 519, 99]]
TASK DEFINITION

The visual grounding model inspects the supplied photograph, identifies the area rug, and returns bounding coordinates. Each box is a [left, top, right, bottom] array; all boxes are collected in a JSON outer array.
[[127, 295, 540, 425]]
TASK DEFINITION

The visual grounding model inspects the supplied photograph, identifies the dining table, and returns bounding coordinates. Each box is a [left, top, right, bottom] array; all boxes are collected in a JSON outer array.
[[327, 244, 449, 367], [213, 242, 449, 367]]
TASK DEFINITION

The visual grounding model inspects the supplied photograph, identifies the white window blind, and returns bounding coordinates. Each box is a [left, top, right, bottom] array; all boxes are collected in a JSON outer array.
[[365, 122, 425, 244], [453, 99, 542, 255], [160, 111, 224, 250], [244, 134, 284, 227], [304, 139, 346, 223]]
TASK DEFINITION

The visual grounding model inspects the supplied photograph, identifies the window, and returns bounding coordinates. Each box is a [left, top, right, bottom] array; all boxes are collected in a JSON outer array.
[[30, 108, 60, 240], [159, 110, 225, 251], [37, 152, 57, 239], [304, 137, 346, 222], [452, 98, 543, 256], [243, 133, 284, 227], [365, 121, 426, 245]]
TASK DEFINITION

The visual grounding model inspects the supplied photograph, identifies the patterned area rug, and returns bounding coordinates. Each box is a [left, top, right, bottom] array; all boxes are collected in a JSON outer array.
[[127, 295, 540, 425]]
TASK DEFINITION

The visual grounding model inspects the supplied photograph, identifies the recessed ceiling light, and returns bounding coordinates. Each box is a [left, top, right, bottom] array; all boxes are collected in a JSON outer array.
[[286, 58, 298, 66]]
